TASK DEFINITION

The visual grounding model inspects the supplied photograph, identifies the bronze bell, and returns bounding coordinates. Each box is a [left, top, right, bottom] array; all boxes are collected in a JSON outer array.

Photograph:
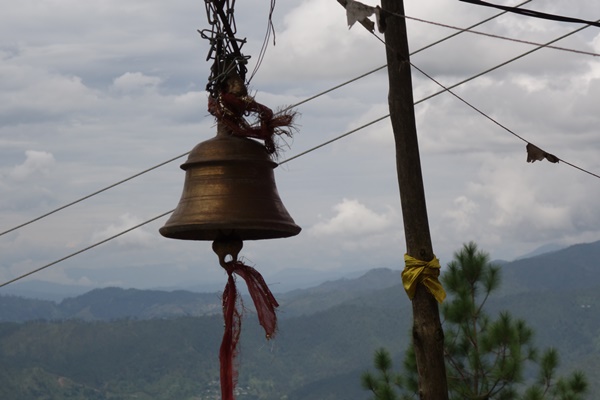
[[160, 125, 301, 241]]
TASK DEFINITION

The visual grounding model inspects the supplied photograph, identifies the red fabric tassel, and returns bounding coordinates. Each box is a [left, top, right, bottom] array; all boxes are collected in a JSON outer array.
[[220, 261, 279, 400], [208, 93, 296, 154], [220, 272, 241, 400]]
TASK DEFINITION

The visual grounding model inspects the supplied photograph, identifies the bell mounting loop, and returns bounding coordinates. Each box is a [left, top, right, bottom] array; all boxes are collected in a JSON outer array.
[[212, 236, 243, 270]]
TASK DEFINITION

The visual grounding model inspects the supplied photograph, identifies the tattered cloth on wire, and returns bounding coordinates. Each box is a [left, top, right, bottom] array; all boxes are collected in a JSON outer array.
[[526, 143, 559, 163], [341, 0, 386, 33]]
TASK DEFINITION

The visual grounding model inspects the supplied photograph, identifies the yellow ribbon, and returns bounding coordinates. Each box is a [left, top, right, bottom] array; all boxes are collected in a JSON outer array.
[[402, 254, 446, 303]]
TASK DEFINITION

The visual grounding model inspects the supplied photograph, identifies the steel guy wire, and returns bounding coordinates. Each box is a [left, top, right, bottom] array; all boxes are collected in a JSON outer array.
[[459, 0, 600, 28], [6, 5, 600, 287], [408, 0, 532, 56], [0, 6, 521, 238], [0, 210, 174, 289], [364, 10, 600, 179], [402, 20, 599, 106], [403, 13, 600, 58], [409, 62, 600, 180], [0, 153, 189, 238], [279, 115, 390, 165], [366, 10, 600, 177]]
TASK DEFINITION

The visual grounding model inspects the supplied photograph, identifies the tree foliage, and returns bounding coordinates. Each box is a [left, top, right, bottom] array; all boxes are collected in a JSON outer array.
[[362, 242, 588, 400]]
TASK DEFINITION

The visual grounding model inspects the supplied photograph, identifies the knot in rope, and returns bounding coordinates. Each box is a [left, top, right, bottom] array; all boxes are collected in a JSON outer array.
[[401, 254, 446, 303]]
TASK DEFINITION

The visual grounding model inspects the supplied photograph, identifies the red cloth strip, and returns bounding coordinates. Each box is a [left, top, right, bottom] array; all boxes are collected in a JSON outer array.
[[208, 93, 295, 154], [219, 261, 279, 400]]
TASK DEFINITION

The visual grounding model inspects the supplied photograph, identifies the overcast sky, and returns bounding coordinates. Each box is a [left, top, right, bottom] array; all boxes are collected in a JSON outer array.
[[1, 0, 599, 292]]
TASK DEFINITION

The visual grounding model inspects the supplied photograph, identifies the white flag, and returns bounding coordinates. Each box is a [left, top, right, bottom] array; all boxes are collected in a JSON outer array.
[[346, 0, 376, 30]]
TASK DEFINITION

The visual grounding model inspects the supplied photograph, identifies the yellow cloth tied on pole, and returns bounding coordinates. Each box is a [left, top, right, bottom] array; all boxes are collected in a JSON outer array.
[[402, 254, 446, 303]]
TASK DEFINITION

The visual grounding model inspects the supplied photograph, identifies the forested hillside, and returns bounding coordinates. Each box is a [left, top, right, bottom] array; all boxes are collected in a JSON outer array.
[[1, 241, 600, 399]]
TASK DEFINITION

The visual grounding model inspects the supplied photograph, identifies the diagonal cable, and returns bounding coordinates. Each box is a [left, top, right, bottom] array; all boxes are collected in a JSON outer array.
[[409, 61, 600, 180], [459, 0, 600, 28], [0, 4, 524, 238], [6, 2, 600, 287], [0, 210, 174, 289]]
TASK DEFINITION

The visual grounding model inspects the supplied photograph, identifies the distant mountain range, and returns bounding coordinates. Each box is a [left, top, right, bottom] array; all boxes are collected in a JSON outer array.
[[500, 240, 600, 294], [1, 240, 600, 399], [0, 240, 573, 303], [3, 240, 600, 322], [0, 268, 403, 323], [0, 265, 373, 302]]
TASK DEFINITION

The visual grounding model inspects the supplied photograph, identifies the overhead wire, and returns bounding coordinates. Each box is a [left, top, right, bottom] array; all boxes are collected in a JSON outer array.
[[296, 14, 600, 164], [12, 0, 596, 242], [409, 62, 600, 180], [459, 0, 600, 29], [290, 5, 600, 171], [282, 6, 600, 176], [0, 3, 527, 239], [4, 2, 600, 287], [403, 14, 600, 58], [0, 153, 189, 238], [0, 67, 386, 239], [280, 116, 389, 165], [374, 9, 600, 179], [20, 5, 591, 238], [284, 0, 537, 111], [0, 210, 174, 289], [248, 0, 278, 83], [408, 0, 533, 56], [382, 13, 599, 105]]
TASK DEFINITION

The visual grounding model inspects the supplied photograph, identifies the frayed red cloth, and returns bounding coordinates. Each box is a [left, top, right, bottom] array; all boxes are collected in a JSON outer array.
[[208, 93, 295, 154], [220, 261, 279, 400]]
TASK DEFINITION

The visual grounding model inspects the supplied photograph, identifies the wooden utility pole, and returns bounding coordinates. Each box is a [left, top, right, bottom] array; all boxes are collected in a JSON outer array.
[[380, 0, 449, 398]]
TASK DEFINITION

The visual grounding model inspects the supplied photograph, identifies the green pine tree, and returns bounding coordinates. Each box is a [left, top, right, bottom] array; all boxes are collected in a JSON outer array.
[[362, 242, 587, 400]]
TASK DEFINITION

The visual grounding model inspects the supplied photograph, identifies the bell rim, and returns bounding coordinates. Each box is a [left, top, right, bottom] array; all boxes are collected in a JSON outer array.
[[159, 222, 301, 241]]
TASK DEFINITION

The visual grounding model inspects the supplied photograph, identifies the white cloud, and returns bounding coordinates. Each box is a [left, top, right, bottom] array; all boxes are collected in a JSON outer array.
[[438, 152, 600, 254], [311, 198, 396, 237], [256, 0, 386, 84], [442, 196, 479, 233], [112, 72, 162, 93], [91, 213, 155, 248], [0, 58, 100, 125], [469, 156, 573, 235], [8, 150, 56, 181]]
